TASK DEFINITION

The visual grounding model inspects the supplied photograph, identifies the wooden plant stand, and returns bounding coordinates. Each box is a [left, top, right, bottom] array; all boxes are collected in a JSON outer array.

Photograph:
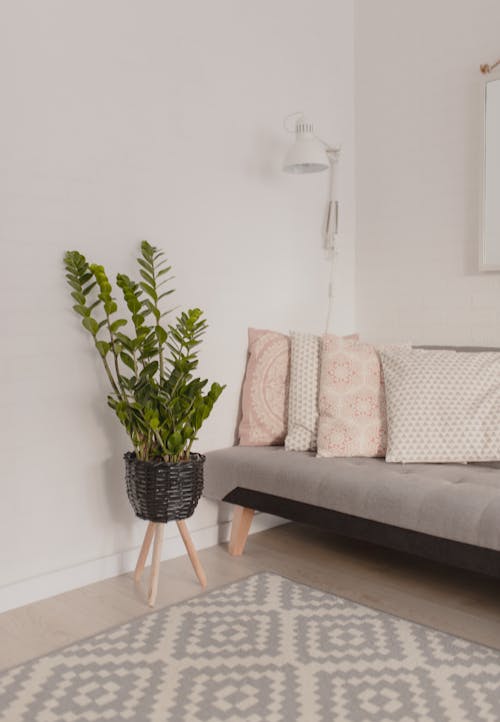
[[134, 520, 207, 606]]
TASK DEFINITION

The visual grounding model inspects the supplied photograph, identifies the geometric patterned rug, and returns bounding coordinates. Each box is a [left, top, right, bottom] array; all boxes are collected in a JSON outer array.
[[1, 572, 499, 722]]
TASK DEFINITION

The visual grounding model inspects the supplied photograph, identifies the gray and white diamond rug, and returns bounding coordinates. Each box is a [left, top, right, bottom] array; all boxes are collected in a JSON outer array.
[[1, 572, 500, 721]]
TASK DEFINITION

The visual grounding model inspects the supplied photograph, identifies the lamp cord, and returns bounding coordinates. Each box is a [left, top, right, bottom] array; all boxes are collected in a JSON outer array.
[[324, 248, 336, 335], [324, 148, 339, 334]]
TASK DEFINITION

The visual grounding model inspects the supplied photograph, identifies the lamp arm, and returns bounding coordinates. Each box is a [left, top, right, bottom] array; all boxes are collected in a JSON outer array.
[[325, 199, 339, 246], [323, 142, 341, 332], [315, 136, 341, 157], [320, 143, 340, 249]]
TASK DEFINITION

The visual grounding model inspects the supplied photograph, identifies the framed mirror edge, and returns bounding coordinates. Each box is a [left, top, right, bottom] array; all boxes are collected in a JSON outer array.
[[479, 68, 500, 272]]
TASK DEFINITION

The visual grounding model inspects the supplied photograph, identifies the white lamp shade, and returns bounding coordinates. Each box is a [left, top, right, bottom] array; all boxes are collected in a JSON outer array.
[[283, 120, 329, 174]]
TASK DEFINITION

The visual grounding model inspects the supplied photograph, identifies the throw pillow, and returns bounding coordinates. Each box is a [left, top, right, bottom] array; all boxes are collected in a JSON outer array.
[[380, 347, 500, 463], [285, 332, 359, 452], [316, 336, 405, 458], [285, 332, 321, 452], [238, 328, 290, 446]]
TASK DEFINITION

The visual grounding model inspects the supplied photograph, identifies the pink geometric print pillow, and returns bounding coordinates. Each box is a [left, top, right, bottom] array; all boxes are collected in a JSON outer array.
[[238, 328, 290, 446], [316, 336, 406, 458]]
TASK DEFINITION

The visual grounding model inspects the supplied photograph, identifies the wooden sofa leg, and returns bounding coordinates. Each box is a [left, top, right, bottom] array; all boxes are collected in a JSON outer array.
[[229, 506, 255, 556]]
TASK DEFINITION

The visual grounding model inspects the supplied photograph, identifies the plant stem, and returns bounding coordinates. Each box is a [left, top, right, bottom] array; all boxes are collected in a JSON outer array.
[[100, 352, 122, 399], [153, 429, 168, 457], [151, 261, 164, 382], [104, 315, 128, 402]]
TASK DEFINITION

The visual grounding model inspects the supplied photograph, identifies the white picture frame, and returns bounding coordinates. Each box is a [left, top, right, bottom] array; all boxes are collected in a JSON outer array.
[[479, 69, 500, 272]]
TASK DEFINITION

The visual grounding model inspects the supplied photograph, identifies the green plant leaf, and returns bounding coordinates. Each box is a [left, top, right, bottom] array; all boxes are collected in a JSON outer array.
[[82, 316, 99, 336], [158, 290, 175, 300], [156, 326, 168, 345], [149, 415, 160, 430], [140, 240, 155, 260], [139, 282, 157, 301], [71, 291, 86, 305], [110, 319, 127, 333], [141, 361, 159, 377], [83, 281, 97, 296], [66, 277, 82, 292], [104, 300, 118, 315], [72, 304, 90, 317], [115, 332, 134, 351], [157, 266, 173, 277], [140, 269, 155, 286], [167, 431, 183, 453], [120, 351, 136, 372], [137, 258, 152, 273], [95, 340, 110, 357]]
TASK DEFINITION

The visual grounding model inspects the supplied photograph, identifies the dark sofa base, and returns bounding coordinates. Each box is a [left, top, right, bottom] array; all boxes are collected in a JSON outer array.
[[224, 487, 500, 579]]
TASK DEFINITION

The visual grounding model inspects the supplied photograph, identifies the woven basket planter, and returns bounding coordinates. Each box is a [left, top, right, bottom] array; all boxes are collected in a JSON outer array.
[[124, 452, 205, 523]]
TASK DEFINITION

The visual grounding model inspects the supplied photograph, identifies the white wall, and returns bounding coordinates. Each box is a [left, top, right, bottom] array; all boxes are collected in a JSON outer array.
[[0, 0, 356, 610], [355, 0, 500, 346]]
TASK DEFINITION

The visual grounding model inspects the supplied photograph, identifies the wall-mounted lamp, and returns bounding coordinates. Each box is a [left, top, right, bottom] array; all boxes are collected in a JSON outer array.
[[283, 114, 340, 250]]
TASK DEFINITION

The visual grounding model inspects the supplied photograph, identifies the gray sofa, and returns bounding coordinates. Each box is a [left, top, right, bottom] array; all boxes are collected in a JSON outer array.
[[204, 345, 500, 577], [204, 446, 500, 575]]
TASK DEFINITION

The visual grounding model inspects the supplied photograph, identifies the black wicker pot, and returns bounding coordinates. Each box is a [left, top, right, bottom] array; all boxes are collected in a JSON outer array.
[[124, 452, 205, 523]]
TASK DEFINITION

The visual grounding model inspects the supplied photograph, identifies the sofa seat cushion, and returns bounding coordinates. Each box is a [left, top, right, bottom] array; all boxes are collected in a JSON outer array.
[[204, 446, 500, 552]]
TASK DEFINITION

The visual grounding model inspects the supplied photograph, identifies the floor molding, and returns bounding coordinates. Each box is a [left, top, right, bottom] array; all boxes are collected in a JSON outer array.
[[0, 513, 286, 613]]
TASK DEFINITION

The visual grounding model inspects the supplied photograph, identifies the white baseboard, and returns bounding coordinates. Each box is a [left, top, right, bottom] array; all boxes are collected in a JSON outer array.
[[0, 513, 286, 614]]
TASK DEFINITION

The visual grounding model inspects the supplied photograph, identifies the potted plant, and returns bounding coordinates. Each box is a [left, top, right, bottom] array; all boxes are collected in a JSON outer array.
[[64, 241, 225, 602]]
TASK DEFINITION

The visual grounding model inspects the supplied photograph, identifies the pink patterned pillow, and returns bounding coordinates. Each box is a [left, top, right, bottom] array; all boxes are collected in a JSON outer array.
[[317, 336, 406, 458], [239, 328, 290, 446]]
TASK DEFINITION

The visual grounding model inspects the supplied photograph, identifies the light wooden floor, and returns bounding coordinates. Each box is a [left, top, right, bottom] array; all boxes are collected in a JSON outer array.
[[1, 522, 500, 671]]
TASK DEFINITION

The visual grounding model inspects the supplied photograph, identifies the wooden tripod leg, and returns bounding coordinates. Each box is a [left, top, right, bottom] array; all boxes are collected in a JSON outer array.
[[229, 507, 255, 556], [134, 521, 156, 583], [177, 520, 207, 589], [148, 523, 165, 607]]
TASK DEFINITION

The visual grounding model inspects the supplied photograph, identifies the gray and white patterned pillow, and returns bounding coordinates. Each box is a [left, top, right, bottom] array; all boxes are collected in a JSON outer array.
[[285, 332, 358, 452], [285, 332, 321, 451], [379, 347, 500, 463]]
